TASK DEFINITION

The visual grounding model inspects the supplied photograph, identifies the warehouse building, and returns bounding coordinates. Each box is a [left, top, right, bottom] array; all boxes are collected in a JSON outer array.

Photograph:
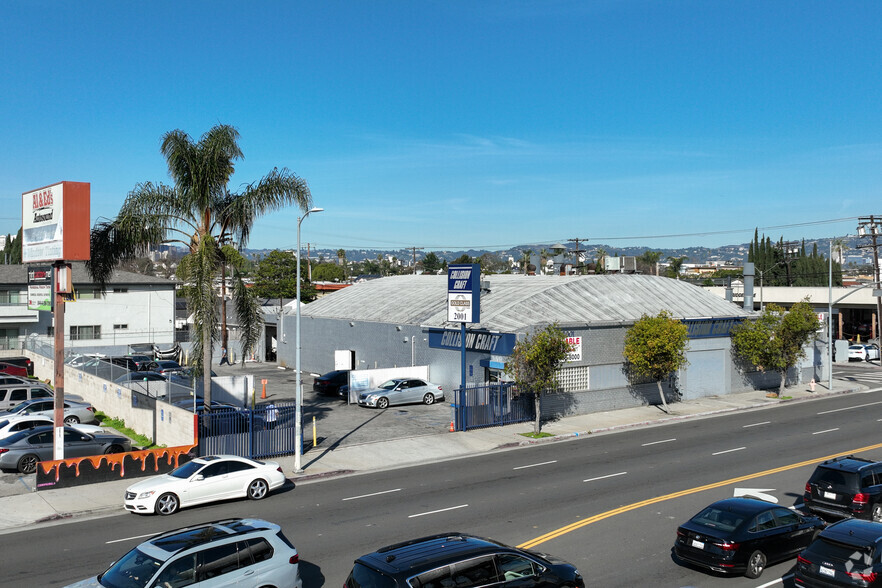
[[278, 274, 821, 417]]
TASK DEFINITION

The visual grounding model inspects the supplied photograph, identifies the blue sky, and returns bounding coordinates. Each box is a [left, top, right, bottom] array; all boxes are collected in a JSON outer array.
[[2, 1, 880, 252]]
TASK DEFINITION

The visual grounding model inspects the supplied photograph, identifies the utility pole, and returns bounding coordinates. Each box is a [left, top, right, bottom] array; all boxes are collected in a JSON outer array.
[[569, 237, 588, 274], [306, 243, 312, 281], [857, 217, 882, 343], [411, 246, 424, 274]]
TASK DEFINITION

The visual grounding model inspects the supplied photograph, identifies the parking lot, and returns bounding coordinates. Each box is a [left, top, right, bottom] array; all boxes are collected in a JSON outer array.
[[217, 362, 455, 450]]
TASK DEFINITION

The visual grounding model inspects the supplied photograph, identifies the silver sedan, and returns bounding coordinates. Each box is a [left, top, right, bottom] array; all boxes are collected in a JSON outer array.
[[358, 378, 444, 409], [0, 398, 97, 425]]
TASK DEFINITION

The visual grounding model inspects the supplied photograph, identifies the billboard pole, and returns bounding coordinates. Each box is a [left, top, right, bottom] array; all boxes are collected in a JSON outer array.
[[52, 262, 68, 460]]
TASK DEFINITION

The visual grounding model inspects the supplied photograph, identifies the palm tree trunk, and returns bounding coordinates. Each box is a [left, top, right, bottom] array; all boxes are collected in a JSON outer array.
[[657, 380, 669, 413], [533, 392, 541, 434], [203, 321, 212, 407], [220, 263, 229, 356]]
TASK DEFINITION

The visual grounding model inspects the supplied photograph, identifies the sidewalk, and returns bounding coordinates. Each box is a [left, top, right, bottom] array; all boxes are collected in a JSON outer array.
[[0, 379, 866, 534]]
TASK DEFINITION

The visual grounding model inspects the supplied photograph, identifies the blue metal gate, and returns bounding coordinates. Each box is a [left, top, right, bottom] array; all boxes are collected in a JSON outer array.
[[197, 402, 299, 459], [453, 383, 534, 431]]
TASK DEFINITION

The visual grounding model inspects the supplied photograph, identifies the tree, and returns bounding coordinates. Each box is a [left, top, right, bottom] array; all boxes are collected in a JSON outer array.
[[312, 262, 345, 282], [422, 252, 442, 274], [251, 250, 311, 301], [665, 256, 688, 279], [336, 249, 347, 279], [637, 250, 662, 275], [1, 227, 22, 264], [452, 254, 473, 264], [594, 247, 608, 274], [504, 323, 572, 434], [731, 299, 820, 397], [87, 124, 312, 404], [623, 311, 689, 413]]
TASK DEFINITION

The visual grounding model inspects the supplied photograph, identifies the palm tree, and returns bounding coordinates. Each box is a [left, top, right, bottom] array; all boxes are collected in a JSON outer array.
[[336, 249, 347, 279], [666, 256, 688, 279], [595, 247, 608, 274], [87, 124, 312, 404]]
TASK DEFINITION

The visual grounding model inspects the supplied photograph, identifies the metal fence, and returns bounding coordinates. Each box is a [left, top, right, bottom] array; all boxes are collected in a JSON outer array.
[[453, 383, 535, 431], [197, 402, 298, 459]]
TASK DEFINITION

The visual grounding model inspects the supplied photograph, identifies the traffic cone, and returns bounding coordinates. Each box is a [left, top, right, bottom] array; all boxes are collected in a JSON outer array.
[[449, 421, 455, 432]]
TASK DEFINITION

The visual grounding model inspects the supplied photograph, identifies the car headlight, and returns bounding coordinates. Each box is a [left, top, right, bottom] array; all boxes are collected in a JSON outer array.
[[136, 490, 155, 499]]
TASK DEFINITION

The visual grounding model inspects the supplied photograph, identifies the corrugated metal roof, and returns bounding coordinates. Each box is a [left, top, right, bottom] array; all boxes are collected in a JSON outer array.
[[301, 274, 753, 332], [0, 263, 176, 286]]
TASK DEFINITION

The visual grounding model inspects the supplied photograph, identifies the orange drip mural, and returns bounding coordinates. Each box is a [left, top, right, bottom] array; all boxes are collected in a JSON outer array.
[[36, 444, 197, 490]]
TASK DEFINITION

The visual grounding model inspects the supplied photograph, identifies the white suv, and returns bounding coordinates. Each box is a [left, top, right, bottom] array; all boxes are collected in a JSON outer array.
[[64, 518, 302, 588]]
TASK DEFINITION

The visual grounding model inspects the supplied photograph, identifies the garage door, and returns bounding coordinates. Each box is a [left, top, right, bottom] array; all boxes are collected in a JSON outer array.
[[684, 349, 726, 399]]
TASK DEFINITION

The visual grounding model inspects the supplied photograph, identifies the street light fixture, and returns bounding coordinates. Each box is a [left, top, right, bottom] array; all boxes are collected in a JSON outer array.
[[295, 206, 323, 473]]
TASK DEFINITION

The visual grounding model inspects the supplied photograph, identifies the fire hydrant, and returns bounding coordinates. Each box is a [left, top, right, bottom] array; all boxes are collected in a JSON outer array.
[[809, 378, 816, 392]]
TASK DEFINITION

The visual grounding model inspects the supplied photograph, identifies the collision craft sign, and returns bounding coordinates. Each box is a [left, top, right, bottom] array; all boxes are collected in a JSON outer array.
[[447, 263, 481, 323]]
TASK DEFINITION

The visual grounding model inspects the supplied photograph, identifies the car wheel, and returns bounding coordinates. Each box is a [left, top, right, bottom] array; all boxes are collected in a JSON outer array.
[[63, 415, 80, 425], [104, 445, 123, 454], [155, 492, 180, 515], [376, 397, 389, 409], [17, 454, 39, 475], [247, 478, 269, 500], [744, 550, 767, 579], [873, 504, 882, 523], [423, 393, 435, 405]]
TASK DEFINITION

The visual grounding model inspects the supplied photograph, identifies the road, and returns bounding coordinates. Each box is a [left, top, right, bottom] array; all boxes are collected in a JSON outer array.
[[3, 364, 882, 587]]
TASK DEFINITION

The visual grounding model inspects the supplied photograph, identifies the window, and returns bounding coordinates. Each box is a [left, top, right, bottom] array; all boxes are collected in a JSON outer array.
[[448, 556, 500, 586], [76, 289, 102, 300], [31, 389, 52, 399], [113, 324, 128, 330], [154, 553, 197, 588], [197, 542, 240, 580], [496, 554, 537, 579], [241, 538, 273, 565], [112, 287, 128, 293], [773, 508, 800, 526], [750, 511, 777, 532], [9, 389, 27, 402], [0, 290, 23, 304], [70, 325, 101, 341], [28, 431, 53, 445], [226, 461, 255, 473]]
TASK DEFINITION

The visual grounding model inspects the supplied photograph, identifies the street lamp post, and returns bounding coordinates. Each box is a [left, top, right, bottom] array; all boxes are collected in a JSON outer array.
[[758, 261, 786, 311], [295, 207, 323, 473]]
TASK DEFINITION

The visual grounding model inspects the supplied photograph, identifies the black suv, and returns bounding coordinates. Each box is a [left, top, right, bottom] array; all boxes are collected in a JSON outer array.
[[804, 456, 882, 521], [313, 370, 349, 397], [794, 519, 882, 586], [345, 533, 584, 588]]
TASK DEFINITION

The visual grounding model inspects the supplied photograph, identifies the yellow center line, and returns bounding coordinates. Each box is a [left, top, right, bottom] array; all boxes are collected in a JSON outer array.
[[518, 441, 882, 549]]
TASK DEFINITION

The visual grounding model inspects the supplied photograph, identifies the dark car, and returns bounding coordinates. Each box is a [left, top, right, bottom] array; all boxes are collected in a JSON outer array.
[[674, 497, 825, 578], [795, 518, 882, 586], [0, 425, 131, 473], [345, 532, 584, 588], [0, 356, 34, 376], [804, 456, 882, 522], [313, 370, 349, 397], [145, 360, 185, 375]]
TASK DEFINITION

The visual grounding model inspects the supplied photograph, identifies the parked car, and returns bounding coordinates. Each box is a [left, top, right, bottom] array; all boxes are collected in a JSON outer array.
[[114, 371, 168, 384], [673, 496, 825, 578], [0, 362, 29, 377], [0, 375, 33, 387], [346, 532, 584, 588], [64, 353, 106, 368], [794, 518, 882, 586], [0, 414, 104, 439], [144, 359, 185, 375], [0, 397, 97, 425], [0, 356, 34, 376], [128, 354, 155, 370], [313, 369, 350, 397], [357, 378, 444, 408], [0, 425, 131, 473], [849, 344, 881, 362], [63, 517, 302, 588], [0, 382, 54, 411], [79, 356, 140, 381], [804, 456, 882, 521], [124, 454, 287, 515]]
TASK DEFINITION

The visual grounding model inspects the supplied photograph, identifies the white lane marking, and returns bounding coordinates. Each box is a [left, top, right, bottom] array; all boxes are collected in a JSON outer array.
[[641, 438, 676, 446], [712, 447, 746, 456], [818, 400, 882, 414], [583, 472, 628, 483], [513, 460, 558, 470], [860, 386, 882, 394], [813, 428, 840, 435], [408, 504, 469, 518], [756, 572, 791, 588], [107, 532, 158, 545], [743, 421, 771, 428], [342, 488, 402, 501]]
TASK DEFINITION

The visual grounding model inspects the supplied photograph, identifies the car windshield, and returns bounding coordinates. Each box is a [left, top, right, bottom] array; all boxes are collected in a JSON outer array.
[[98, 547, 163, 588], [690, 506, 746, 533], [169, 461, 204, 479], [8, 403, 31, 414], [378, 380, 401, 390]]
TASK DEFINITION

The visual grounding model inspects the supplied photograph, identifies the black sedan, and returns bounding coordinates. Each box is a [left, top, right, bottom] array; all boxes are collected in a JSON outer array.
[[674, 497, 825, 579], [0, 425, 132, 474]]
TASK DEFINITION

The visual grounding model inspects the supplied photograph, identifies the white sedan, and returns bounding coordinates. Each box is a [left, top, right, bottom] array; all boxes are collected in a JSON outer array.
[[848, 343, 880, 362], [124, 454, 287, 515], [0, 414, 105, 440]]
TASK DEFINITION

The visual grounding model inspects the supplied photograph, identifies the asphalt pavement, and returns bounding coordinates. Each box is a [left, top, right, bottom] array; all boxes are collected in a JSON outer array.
[[0, 364, 871, 535]]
